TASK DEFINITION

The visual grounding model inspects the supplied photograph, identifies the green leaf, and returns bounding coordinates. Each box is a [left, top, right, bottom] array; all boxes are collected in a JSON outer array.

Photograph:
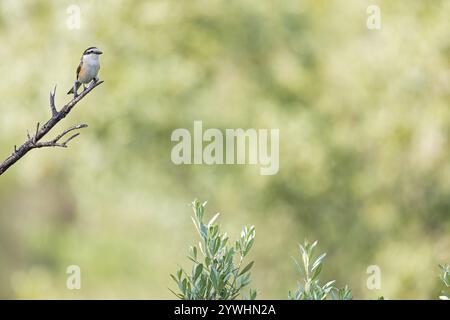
[[199, 242, 205, 256], [191, 216, 200, 236], [200, 223, 208, 239], [208, 212, 220, 227], [194, 263, 203, 280], [179, 278, 186, 294], [311, 253, 326, 271], [243, 238, 254, 256], [170, 274, 178, 284], [239, 261, 254, 276], [240, 273, 251, 287], [300, 244, 309, 272], [309, 240, 318, 259], [168, 287, 184, 299], [311, 263, 322, 281], [210, 267, 219, 289]]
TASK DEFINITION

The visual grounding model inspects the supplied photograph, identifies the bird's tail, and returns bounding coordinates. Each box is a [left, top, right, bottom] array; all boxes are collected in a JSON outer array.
[[67, 81, 81, 95]]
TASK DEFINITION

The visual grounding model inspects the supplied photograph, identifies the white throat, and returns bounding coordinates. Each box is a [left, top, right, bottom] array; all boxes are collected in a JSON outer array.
[[83, 53, 100, 65]]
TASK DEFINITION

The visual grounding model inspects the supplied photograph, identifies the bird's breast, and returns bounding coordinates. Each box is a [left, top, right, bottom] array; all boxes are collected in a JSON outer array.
[[78, 57, 100, 83]]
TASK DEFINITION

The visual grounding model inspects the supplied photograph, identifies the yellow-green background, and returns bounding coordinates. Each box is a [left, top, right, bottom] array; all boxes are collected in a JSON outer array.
[[0, 0, 449, 299]]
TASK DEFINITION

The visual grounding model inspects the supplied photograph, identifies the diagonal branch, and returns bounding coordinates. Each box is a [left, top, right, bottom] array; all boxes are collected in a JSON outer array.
[[0, 80, 103, 176]]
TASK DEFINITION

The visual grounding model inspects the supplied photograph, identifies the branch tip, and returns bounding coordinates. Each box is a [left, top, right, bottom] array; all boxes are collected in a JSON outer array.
[[33, 122, 40, 143], [50, 84, 58, 116], [62, 132, 81, 146]]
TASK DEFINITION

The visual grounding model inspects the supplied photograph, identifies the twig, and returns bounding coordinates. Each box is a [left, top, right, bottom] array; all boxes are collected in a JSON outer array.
[[0, 80, 103, 176], [50, 85, 58, 116], [34, 124, 88, 148]]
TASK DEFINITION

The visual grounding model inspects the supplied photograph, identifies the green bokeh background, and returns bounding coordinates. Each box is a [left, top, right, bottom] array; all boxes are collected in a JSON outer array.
[[0, 0, 449, 299]]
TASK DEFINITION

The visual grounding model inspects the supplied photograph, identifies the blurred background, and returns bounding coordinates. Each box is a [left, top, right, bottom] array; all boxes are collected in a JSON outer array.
[[0, 0, 449, 299]]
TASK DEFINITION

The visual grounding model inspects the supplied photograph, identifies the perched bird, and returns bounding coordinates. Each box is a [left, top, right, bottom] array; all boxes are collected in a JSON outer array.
[[67, 46, 103, 95]]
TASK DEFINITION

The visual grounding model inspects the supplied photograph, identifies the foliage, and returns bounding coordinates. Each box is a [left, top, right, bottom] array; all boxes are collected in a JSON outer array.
[[171, 200, 450, 300], [0, 1, 449, 299], [289, 240, 352, 300], [439, 264, 449, 300], [170, 200, 256, 300]]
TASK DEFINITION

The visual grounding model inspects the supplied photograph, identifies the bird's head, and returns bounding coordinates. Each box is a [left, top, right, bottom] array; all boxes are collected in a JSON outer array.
[[83, 47, 103, 56]]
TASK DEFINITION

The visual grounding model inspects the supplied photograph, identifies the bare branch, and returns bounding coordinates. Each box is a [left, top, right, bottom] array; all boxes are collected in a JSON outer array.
[[62, 133, 81, 146], [34, 124, 88, 149], [51, 124, 88, 144], [0, 80, 103, 176]]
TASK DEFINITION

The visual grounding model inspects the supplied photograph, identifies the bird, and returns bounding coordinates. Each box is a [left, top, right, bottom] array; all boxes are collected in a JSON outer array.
[[67, 46, 103, 96]]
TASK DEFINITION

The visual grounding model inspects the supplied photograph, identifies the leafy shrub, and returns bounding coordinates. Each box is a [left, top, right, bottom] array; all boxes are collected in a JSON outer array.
[[171, 199, 448, 300], [439, 264, 449, 300], [288, 240, 352, 300], [170, 200, 257, 300]]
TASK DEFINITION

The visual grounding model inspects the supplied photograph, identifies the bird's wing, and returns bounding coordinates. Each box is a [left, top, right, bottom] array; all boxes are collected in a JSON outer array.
[[76, 59, 83, 80]]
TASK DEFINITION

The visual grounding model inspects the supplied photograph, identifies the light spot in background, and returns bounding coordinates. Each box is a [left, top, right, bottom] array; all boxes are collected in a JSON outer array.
[[367, 5, 381, 30], [66, 5, 81, 30], [66, 265, 81, 290]]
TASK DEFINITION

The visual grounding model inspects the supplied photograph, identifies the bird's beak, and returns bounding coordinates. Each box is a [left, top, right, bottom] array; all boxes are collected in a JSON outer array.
[[96, 50, 103, 55]]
